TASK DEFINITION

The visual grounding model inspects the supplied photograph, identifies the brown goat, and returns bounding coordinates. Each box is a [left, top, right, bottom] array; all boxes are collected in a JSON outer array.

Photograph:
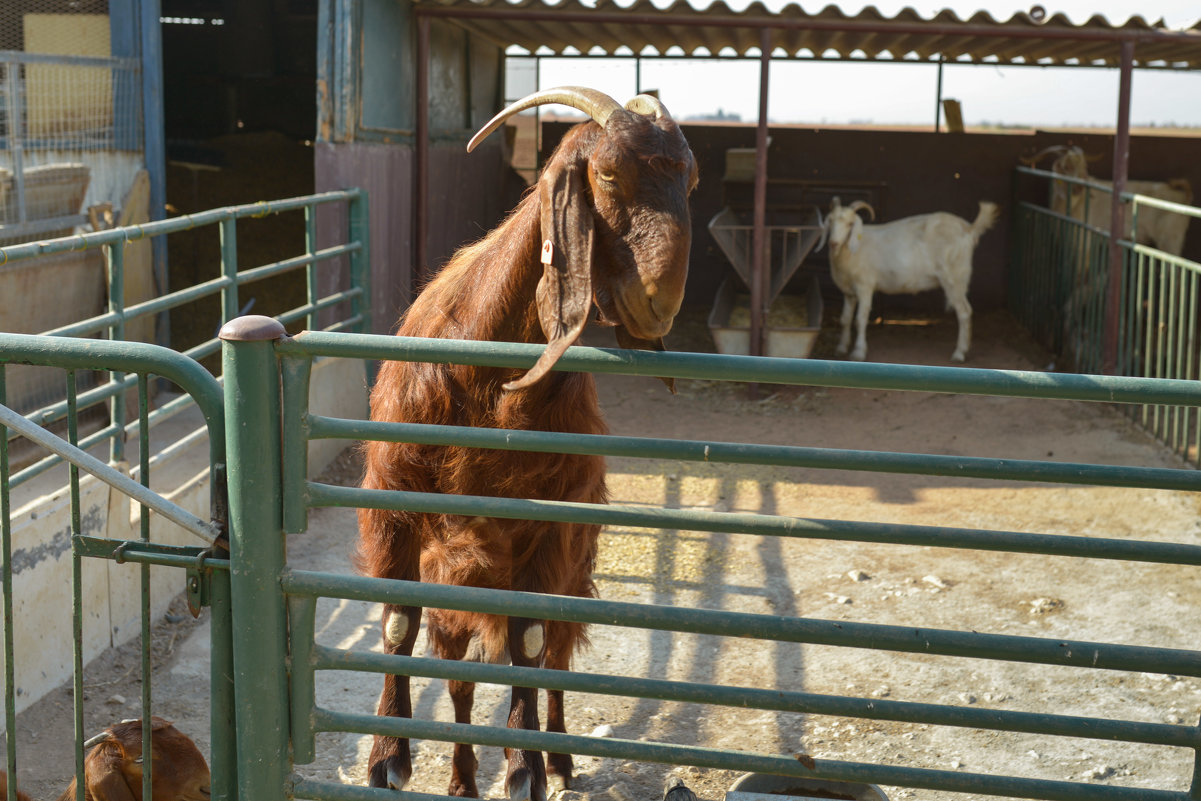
[[0, 770, 33, 801], [357, 86, 696, 801], [53, 717, 210, 801]]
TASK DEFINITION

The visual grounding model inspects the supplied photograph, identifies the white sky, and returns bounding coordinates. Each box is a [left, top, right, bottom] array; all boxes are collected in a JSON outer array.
[[511, 1, 1201, 128]]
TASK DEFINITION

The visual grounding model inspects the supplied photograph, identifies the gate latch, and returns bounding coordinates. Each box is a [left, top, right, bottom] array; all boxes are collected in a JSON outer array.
[[185, 549, 215, 617]]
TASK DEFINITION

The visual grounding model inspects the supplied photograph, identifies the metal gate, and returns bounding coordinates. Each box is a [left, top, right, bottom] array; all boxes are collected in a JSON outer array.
[[209, 318, 1201, 801], [0, 331, 237, 800]]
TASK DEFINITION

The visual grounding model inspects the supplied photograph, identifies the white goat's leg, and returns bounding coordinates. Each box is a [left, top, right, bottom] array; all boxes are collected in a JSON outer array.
[[836, 294, 856, 355], [946, 290, 973, 362], [849, 289, 873, 361]]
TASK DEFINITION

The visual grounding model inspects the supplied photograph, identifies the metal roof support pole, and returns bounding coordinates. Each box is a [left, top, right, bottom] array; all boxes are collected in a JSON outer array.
[[1104, 40, 1134, 375], [415, 15, 431, 294], [934, 58, 944, 132], [750, 27, 772, 367]]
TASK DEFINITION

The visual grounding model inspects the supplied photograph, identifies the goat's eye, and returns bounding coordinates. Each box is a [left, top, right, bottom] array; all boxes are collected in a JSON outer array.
[[596, 169, 617, 184]]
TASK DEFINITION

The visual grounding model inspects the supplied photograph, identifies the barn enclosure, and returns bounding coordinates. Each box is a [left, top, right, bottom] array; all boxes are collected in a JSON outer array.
[[4, 2, 1201, 801]]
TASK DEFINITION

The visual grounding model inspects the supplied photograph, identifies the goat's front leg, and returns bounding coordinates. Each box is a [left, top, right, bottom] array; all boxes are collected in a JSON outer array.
[[836, 294, 856, 356], [505, 617, 547, 801], [543, 621, 576, 792], [849, 288, 873, 361], [368, 604, 422, 790]]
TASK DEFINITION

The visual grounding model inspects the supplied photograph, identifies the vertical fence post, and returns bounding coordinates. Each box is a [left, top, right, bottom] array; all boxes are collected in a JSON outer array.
[[3, 59, 27, 225], [0, 367, 15, 800], [107, 243, 127, 463], [220, 218, 241, 324], [349, 189, 372, 334], [219, 315, 291, 801], [305, 205, 319, 333]]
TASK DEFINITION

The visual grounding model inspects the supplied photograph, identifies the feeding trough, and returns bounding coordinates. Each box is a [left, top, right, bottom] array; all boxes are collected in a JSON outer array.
[[707, 205, 825, 357]]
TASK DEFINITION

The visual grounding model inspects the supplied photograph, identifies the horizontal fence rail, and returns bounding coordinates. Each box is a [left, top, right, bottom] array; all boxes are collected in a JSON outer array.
[[1012, 164, 1201, 467], [212, 327, 1201, 801], [1, 188, 369, 487]]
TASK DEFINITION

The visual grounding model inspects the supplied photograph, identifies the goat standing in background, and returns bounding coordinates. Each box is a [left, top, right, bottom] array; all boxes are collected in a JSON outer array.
[[358, 86, 696, 801], [1024, 144, 1193, 255], [824, 197, 998, 363]]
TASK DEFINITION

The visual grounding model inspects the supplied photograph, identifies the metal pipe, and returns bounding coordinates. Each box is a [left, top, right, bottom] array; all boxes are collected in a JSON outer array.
[[4, 59, 27, 225], [750, 28, 771, 364], [935, 57, 944, 132], [415, 16, 431, 295], [1105, 40, 1134, 374]]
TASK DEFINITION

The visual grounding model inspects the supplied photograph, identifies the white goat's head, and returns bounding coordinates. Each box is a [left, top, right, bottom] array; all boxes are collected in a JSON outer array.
[[1021, 144, 1100, 215], [468, 87, 698, 390], [825, 196, 875, 258]]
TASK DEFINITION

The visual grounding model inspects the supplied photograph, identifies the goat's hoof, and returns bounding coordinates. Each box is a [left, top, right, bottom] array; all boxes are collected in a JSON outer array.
[[547, 773, 570, 795], [508, 768, 533, 801], [849, 351, 867, 362], [507, 766, 548, 801], [368, 757, 411, 791], [951, 351, 967, 363]]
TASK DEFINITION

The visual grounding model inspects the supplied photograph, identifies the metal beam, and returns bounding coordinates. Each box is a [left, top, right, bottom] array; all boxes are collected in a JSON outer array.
[[415, 16, 431, 294], [1104, 40, 1134, 374], [750, 29, 771, 365]]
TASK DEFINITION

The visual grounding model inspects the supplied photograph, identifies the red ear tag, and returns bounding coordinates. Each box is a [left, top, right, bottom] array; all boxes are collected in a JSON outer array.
[[540, 239, 554, 265]]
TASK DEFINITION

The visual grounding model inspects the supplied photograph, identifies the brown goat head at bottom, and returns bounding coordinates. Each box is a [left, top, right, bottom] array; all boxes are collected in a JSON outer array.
[[359, 86, 696, 801], [54, 717, 211, 801], [0, 770, 33, 801], [468, 86, 698, 391]]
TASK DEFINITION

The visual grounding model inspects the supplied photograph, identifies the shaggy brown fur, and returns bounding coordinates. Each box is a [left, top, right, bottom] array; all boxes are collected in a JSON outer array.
[[358, 89, 695, 801], [53, 717, 210, 801]]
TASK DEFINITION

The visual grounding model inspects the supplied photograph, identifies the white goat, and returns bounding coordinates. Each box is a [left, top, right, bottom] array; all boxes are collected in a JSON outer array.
[[1027, 145, 1193, 255], [824, 198, 999, 363]]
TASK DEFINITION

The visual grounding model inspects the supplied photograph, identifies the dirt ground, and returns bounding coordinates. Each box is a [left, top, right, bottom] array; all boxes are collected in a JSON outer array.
[[10, 305, 1201, 801]]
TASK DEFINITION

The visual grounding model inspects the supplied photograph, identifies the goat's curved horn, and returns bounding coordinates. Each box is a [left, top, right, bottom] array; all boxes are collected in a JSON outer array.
[[624, 94, 670, 120], [467, 86, 624, 153], [1019, 145, 1068, 166], [83, 731, 113, 749], [849, 200, 875, 221]]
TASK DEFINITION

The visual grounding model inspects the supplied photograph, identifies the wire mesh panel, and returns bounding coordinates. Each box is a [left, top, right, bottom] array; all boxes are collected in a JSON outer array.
[[0, 1, 143, 245]]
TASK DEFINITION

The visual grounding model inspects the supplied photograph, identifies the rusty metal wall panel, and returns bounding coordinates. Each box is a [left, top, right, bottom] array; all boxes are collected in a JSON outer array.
[[315, 142, 415, 333]]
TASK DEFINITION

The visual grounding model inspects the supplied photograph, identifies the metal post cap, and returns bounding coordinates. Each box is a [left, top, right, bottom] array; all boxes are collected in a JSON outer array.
[[218, 315, 288, 342]]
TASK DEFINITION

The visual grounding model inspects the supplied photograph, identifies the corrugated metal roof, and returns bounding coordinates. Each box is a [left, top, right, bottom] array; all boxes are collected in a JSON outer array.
[[415, 0, 1201, 68]]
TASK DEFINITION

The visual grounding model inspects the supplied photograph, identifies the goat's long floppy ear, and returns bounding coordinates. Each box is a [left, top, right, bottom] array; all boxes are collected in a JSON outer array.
[[615, 326, 676, 394], [846, 214, 865, 254], [503, 162, 594, 392], [86, 743, 141, 801]]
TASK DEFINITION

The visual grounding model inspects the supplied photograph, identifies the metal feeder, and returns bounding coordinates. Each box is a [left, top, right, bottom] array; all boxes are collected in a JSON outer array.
[[725, 771, 888, 801], [706, 205, 825, 358]]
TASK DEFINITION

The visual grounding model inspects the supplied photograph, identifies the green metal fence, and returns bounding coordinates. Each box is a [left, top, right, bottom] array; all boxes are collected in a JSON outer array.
[[0, 333, 235, 801], [0, 188, 370, 484], [1011, 165, 1201, 467], [216, 317, 1201, 801], [0, 190, 368, 801]]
